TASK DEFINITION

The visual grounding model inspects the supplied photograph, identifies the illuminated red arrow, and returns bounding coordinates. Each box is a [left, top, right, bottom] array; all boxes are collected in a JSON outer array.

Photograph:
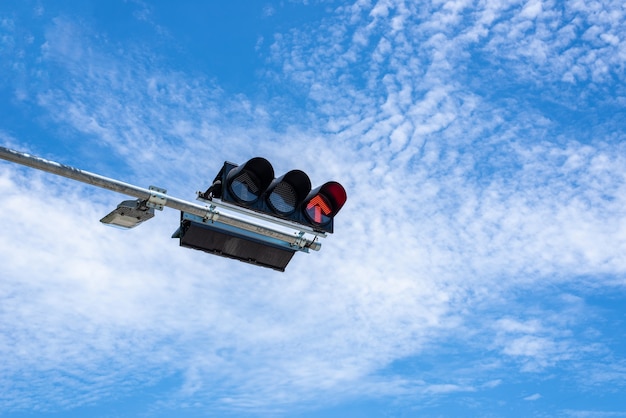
[[306, 195, 331, 223]]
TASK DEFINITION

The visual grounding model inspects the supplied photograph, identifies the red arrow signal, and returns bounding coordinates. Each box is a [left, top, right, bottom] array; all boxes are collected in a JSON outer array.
[[306, 195, 332, 223]]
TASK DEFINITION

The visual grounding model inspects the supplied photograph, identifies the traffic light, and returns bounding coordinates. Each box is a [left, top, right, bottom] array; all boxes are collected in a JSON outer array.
[[201, 158, 347, 233], [302, 181, 347, 232]]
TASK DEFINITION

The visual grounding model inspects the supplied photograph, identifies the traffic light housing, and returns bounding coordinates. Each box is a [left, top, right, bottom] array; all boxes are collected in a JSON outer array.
[[174, 212, 297, 271], [202, 158, 347, 233]]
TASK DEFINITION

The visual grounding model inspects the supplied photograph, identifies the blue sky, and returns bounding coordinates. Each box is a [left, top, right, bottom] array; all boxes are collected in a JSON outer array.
[[1, 0, 626, 417]]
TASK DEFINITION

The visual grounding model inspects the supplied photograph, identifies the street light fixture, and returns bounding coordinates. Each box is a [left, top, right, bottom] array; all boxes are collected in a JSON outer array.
[[100, 199, 155, 229]]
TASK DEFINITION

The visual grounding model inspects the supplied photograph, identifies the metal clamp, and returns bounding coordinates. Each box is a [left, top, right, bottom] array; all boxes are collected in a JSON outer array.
[[147, 186, 167, 210], [293, 232, 321, 251]]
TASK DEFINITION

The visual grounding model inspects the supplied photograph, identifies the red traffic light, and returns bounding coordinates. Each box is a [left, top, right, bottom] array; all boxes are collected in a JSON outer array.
[[303, 181, 347, 227]]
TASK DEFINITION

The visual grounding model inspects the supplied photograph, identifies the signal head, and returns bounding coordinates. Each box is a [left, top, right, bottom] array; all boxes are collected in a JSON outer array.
[[303, 181, 347, 232], [266, 170, 312, 216], [225, 157, 274, 205], [208, 158, 347, 234]]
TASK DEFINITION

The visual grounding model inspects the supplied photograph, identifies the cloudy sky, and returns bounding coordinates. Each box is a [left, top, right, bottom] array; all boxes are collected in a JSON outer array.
[[1, 0, 626, 416]]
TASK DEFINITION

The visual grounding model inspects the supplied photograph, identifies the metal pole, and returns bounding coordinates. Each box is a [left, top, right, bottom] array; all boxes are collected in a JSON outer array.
[[0, 146, 321, 251]]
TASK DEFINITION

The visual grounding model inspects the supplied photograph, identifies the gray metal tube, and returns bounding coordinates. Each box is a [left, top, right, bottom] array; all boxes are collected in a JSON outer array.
[[0, 146, 154, 199], [0, 146, 321, 250]]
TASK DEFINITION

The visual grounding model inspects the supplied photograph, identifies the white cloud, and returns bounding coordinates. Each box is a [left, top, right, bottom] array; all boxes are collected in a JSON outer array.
[[524, 392, 542, 401], [1, 0, 626, 414]]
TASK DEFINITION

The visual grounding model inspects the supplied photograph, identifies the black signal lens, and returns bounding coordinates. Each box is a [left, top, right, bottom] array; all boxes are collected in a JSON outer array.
[[268, 181, 298, 214], [266, 170, 311, 216], [225, 157, 274, 205], [230, 171, 262, 203]]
